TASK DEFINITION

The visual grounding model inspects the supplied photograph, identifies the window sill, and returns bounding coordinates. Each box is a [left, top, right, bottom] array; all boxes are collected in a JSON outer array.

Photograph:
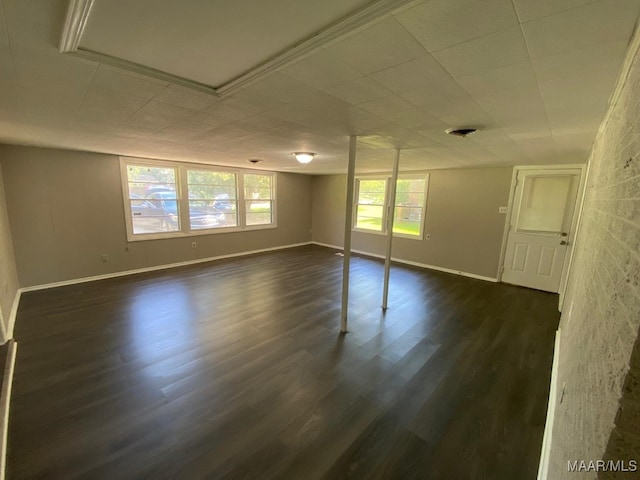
[[352, 228, 423, 240], [127, 223, 278, 242]]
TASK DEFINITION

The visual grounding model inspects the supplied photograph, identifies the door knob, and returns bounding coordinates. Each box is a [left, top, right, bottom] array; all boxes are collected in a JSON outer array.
[[561, 232, 568, 237], [560, 240, 568, 245]]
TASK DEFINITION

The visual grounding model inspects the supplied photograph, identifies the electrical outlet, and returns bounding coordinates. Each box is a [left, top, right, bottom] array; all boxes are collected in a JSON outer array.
[[499, 206, 508, 214], [192, 241, 197, 249], [426, 233, 431, 240], [101, 254, 108, 263]]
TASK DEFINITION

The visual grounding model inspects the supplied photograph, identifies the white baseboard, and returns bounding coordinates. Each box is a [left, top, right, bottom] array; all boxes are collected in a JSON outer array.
[[537, 328, 561, 480], [312, 241, 498, 283], [20, 242, 313, 293], [6, 291, 21, 340], [0, 340, 17, 480]]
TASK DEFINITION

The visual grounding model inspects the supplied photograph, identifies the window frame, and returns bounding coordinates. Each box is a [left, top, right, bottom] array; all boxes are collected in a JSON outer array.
[[120, 157, 277, 242], [352, 172, 429, 240]]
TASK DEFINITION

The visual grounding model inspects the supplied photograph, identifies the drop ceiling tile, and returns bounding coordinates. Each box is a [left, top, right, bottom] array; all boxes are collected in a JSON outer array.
[[124, 101, 195, 130], [531, 40, 628, 83], [513, 0, 599, 23], [0, 1, 8, 46], [113, 125, 159, 139], [155, 84, 219, 110], [326, 76, 392, 105], [82, 87, 150, 116], [12, 48, 97, 86], [440, 110, 496, 130], [484, 142, 528, 163], [475, 86, 548, 124], [328, 17, 427, 74], [221, 89, 285, 114], [250, 72, 321, 104], [402, 92, 487, 119], [370, 55, 452, 94], [358, 95, 416, 117], [510, 136, 557, 161], [521, 0, 640, 59], [186, 111, 236, 129], [456, 61, 538, 98], [280, 51, 363, 90], [159, 118, 220, 139], [91, 65, 168, 100], [0, 77, 20, 111], [394, 0, 518, 53], [202, 102, 253, 121], [20, 77, 86, 118], [433, 26, 529, 78], [552, 131, 597, 152], [71, 109, 124, 135], [2, 0, 65, 49]]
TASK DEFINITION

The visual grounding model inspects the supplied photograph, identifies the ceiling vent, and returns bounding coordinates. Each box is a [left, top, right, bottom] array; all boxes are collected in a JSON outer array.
[[445, 127, 477, 138]]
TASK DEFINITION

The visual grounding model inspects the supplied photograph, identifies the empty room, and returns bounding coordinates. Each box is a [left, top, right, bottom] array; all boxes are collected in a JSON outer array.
[[0, 0, 639, 479]]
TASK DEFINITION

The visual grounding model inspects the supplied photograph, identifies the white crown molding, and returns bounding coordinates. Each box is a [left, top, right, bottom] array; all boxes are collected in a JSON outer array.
[[216, 0, 419, 97], [58, 0, 418, 98], [70, 49, 219, 96], [59, 0, 95, 53]]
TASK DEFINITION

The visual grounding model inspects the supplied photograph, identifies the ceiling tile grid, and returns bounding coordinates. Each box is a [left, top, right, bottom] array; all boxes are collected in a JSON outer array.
[[0, 0, 638, 173]]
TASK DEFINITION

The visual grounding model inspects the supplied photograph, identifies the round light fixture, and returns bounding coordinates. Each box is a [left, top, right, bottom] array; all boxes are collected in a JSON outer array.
[[293, 152, 315, 164]]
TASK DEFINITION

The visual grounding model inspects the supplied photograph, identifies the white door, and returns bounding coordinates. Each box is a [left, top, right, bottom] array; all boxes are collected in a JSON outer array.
[[502, 169, 581, 293]]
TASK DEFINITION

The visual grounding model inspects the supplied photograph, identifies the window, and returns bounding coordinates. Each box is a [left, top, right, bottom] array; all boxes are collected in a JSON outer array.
[[126, 164, 180, 234], [187, 170, 238, 229], [393, 176, 427, 237], [353, 174, 429, 239], [244, 174, 274, 226], [355, 178, 386, 232], [121, 158, 276, 241]]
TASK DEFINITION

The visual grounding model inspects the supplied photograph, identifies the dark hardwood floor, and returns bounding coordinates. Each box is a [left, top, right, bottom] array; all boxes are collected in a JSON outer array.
[[7, 245, 560, 479]]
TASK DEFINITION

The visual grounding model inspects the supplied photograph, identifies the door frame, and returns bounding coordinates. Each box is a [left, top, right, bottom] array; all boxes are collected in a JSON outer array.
[[497, 164, 588, 308]]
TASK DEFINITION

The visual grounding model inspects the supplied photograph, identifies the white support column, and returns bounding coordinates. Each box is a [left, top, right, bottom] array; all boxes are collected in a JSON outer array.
[[341, 136, 357, 333], [382, 149, 400, 311]]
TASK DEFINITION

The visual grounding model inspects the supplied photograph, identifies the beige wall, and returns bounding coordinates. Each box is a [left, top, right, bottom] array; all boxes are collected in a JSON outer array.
[[312, 166, 513, 279], [0, 161, 19, 338], [547, 40, 640, 478], [0, 144, 313, 287]]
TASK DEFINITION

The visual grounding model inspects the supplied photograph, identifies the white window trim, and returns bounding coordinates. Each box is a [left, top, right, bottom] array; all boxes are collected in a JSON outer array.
[[120, 157, 277, 242], [352, 172, 429, 240]]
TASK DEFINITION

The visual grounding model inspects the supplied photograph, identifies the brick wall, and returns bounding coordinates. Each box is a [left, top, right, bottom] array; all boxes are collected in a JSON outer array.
[[546, 35, 640, 479]]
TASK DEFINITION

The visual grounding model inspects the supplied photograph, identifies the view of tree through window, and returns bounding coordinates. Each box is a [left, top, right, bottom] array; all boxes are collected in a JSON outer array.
[[187, 170, 238, 229], [355, 179, 386, 231], [393, 178, 426, 236], [244, 174, 273, 225], [354, 175, 428, 238]]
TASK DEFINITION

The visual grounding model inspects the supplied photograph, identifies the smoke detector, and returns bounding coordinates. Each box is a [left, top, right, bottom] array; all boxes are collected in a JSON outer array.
[[248, 159, 263, 164], [445, 127, 477, 138]]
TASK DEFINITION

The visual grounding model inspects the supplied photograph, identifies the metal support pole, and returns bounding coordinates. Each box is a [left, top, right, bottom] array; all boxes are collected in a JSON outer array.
[[341, 136, 357, 333], [382, 149, 400, 311]]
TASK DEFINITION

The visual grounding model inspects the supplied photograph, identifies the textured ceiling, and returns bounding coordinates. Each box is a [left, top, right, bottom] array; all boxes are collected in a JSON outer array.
[[0, 0, 638, 174]]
